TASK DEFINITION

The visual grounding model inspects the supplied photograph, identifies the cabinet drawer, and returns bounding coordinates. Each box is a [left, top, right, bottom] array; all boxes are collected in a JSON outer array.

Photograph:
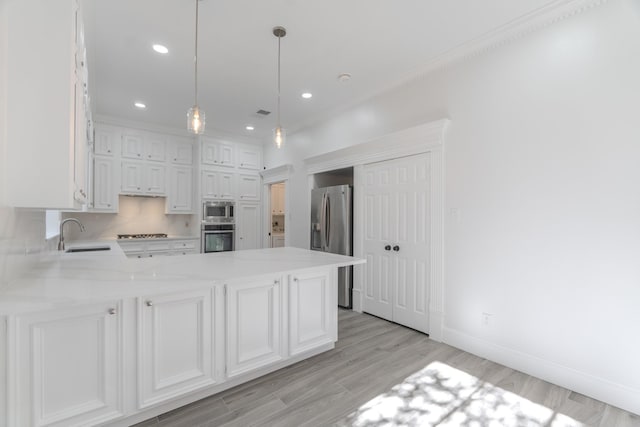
[[147, 242, 171, 252], [172, 240, 197, 250], [118, 242, 145, 253]]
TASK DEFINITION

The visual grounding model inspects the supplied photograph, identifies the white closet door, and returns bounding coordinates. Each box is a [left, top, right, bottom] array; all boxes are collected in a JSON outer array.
[[363, 161, 395, 321], [363, 153, 430, 334]]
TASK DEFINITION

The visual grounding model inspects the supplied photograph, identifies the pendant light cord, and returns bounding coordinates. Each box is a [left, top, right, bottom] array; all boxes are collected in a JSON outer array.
[[277, 33, 281, 128], [194, 0, 199, 106]]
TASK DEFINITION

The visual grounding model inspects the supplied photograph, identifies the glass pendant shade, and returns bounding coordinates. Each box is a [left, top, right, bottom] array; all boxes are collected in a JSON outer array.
[[273, 126, 286, 149], [187, 106, 205, 135]]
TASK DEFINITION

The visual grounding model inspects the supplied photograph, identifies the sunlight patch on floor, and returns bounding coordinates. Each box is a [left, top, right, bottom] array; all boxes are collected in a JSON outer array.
[[342, 361, 584, 427]]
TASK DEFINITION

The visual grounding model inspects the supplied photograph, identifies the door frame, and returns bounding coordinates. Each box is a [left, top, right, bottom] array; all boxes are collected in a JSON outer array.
[[260, 165, 293, 249], [303, 119, 449, 341]]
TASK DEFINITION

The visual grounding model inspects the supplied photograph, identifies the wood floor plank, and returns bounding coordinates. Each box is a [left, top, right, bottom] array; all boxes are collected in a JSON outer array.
[[137, 309, 640, 427]]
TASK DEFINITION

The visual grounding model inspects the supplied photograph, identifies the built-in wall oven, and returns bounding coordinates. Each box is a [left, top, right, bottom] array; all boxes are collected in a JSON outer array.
[[201, 223, 235, 253]]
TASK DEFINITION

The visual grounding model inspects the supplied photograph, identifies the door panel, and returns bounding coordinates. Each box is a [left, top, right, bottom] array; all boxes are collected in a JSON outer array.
[[138, 289, 215, 408], [362, 154, 430, 334]]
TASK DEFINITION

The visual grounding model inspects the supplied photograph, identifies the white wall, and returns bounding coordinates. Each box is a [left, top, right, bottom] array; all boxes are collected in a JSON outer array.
[[264, 0, 640, 414]]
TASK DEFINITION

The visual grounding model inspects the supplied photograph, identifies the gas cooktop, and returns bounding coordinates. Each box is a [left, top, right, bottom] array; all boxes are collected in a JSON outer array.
[[117, 233, 168, 239]]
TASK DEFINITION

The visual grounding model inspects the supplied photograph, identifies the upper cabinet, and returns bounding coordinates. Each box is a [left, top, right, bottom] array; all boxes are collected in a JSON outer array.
[[122, 131, 166, 162], [169, 139, 194, 165], [237, 145, 262, 171], [201, 137, 235, 167], [5, 0, 91, 209], [95, 127, 119, 157]]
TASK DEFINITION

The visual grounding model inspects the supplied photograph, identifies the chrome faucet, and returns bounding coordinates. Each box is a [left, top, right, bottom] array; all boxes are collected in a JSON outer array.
[[58, 218, 85, 251]]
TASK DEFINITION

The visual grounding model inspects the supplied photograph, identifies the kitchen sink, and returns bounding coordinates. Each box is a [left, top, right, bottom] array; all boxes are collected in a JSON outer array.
[[65, 246, 111, 253]]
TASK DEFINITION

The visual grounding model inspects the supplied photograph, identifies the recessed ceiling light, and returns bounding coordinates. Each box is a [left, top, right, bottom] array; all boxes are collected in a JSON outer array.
[[152, 44, 169, 54], [245, 125, 255, 131], [301, 92, 313, 99], [134, 102, 147, 109]]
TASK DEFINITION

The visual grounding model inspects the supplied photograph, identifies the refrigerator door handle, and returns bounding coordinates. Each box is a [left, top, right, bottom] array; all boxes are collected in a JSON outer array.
[[325, 194, 331, 249], [320, 192, 327, 250]]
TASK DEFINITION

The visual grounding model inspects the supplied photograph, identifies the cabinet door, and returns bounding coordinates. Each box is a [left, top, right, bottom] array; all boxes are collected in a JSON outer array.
[[145, 164, 166, 195], [122, 133, 144, 159], [167, 167, 193, 213], [218, 172, 235, 200], [226, 278, 283, 378], [14, 302, 124, 427], [93, 156, 117, 211], [201, 170, 220, 199], [170, 141, 194, 165], [138, 289, 215, 408], [289, 269, 335, 356], [238, 174, 260, 201], [201, 138, 219, 165], [146, 134, 166, 162], [237, 203, 261, 250], [121, 161, 144, 194], [94, 127, 117, 156], [218, 142, 235, 167], [238, 146, 262, 170]]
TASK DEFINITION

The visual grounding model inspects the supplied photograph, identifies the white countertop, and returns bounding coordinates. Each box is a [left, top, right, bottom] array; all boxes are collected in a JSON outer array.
[[0, 243, 364, 314]]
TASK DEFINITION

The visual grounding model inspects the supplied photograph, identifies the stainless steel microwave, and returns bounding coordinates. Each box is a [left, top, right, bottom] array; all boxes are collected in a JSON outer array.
[[203, 201, 235, 223]]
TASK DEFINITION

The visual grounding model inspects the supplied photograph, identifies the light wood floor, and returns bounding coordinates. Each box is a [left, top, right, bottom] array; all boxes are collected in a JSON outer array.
[[135, 309, 640, 427]]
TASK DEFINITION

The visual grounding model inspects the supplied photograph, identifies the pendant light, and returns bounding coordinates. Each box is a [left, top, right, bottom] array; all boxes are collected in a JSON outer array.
[[272, 26, 286, 148], [187, 0, 205, 134]]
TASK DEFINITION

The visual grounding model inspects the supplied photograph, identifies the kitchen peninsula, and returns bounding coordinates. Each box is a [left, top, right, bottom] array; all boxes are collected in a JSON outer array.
[[0, 246, 364, 427]]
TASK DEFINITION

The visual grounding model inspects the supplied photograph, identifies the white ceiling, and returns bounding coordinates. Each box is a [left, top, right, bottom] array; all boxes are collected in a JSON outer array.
[[87, 0, 565, 140]]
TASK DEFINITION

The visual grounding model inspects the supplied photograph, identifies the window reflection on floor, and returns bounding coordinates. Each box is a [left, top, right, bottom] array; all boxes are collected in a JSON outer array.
[[340, 361, 584, 427]]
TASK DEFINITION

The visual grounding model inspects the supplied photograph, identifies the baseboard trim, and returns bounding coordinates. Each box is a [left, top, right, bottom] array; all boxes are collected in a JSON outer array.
[[443, 327, 640, 416]]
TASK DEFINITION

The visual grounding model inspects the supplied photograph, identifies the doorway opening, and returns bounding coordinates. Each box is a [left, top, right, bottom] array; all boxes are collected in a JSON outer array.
[[269, 182, 286, 247]]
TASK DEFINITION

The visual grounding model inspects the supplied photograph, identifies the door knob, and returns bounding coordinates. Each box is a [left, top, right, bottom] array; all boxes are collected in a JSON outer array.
[[384, 245, 391, 251], [393, 245, 400, 252]]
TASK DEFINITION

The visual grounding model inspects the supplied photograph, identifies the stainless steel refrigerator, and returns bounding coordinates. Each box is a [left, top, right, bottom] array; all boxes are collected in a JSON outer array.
[[310, 185, 353, 307]]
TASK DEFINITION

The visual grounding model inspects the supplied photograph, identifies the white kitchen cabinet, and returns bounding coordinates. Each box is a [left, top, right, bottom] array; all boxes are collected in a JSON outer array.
[[237, 203, 261, 250], [138, 289, 216, 408], [94, 126, 118, 156], [169, 139, 194, 165], [121, 161, 166, 196], [237, 145, 262, 170], [201, 137, 235, 167], [92, 156, 118, 212], [226, 277, 283, 377], [13, 301, 124, 427], [237, 174, 261, 201], [201, 169, 235, 200], [271, 184, 285, 214], [122, 131, 166, 162], [5, 0, 90, 209], [271, 235, 285, 248], [118, 238, 200, 258], [289, 269, 335, 356], [166, 166, 194, 214]]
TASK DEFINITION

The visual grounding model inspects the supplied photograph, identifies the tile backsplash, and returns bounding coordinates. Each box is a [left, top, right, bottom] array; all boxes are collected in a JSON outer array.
[[61, 195, 199, 241]]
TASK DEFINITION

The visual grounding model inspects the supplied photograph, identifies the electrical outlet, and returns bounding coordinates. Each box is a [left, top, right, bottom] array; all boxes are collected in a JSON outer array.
[[481, 312, 492, 327]]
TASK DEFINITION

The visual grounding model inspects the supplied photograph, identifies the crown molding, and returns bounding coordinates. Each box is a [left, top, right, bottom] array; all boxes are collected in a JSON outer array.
[[260, 165, 293, 184], [304, 119, 450, 175]]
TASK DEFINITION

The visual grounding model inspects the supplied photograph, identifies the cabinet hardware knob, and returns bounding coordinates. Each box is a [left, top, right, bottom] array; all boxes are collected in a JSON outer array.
[[107, 150, 111, 153], [108, 308, 116, 315], [107, 204, 111, 207], [149, 254, 153, 257], [393, 245, 400, 252], [146, 301, 153, 307], [293, 277, 298, 282], [137, 255, 142, 258], [274, 279, 280, 285], [385, 245, 391, 251]]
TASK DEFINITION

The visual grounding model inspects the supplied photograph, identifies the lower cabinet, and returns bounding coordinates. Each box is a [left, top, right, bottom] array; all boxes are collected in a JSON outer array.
[[4, 268, 337, 426], [226, 276, 284, 378], [289, 269, 335, 356], [13, 301, 124, 427], [138, 289, 216, 408]]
